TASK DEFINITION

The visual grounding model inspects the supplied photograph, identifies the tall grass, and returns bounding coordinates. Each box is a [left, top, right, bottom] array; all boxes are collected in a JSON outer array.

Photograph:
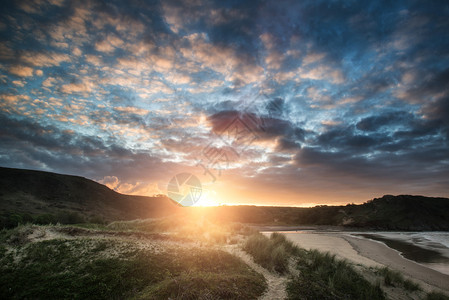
[[426, 292, 449, 300], [287, 249, 385, 299], [243, 232, 299, 274], [376, 267, 421, 291]]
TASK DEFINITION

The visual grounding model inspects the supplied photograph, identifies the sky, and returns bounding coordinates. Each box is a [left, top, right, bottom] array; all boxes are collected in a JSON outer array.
[[1, 0, 448, 206]]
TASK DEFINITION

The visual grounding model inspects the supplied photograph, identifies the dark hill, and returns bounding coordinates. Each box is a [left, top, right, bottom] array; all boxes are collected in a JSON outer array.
[[341, 194, 449, 230], [200, 195, 449, 230], [0, 167, 180, 227]]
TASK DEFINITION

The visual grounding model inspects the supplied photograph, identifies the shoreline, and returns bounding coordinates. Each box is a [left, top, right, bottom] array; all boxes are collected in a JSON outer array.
[[265, 231, 449, 293], [342, 234, 449, 292]]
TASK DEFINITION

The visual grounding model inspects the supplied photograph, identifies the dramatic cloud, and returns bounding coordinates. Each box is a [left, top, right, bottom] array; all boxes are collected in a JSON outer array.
[[0, 0, 448, 205]]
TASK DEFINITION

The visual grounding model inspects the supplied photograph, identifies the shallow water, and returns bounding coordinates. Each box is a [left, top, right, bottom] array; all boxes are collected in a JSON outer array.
[[355, 233, 449, 263], [354, 232, 449, 275]]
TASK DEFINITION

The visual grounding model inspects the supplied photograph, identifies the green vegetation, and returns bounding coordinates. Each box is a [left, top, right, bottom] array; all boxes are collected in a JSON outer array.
[[243, 232, 299, 274], [107, 216, 254, 245], [0, 225, 266, 300], [426, 291, 449, 300], [0, 211, 90, 228], [244, 232, 385, 299], [376, 267, 421, 291], [287, 249, 385, 300], [1, 222, 448, 300], [136, 271, 266, 299]]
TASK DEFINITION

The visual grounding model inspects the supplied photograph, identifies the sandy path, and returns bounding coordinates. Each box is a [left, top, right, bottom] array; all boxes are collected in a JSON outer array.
[[224, 245, 287, 300]]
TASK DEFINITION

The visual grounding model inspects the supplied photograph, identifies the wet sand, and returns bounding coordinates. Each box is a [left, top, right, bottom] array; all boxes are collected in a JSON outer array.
[[344, 234, 449, 292], [264, 231, 449, 293]]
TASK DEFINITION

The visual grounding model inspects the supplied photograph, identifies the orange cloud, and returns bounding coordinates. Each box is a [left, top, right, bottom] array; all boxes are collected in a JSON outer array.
[[9, 65, 34, 77], [114, 106, 150, 115], [181, 33, 263, 84], [303, 52, 326, 65], [95, 35, 124, 53], [98, 176, 162, 196], [21, 51, 70, 67]]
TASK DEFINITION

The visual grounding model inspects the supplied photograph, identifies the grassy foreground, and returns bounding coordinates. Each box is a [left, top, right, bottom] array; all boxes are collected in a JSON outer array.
[[2, 218, 449, 300], [0, 222, 266, 300]]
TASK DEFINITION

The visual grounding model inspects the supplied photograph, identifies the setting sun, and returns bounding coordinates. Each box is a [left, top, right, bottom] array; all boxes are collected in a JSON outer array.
[[193, 188, 219, 207]]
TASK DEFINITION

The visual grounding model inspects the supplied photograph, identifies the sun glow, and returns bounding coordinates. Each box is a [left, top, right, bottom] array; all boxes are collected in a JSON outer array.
[[193, 189, 219, 207]]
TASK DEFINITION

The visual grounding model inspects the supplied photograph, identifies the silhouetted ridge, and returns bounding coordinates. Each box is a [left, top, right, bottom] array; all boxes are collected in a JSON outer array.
[[0, 167, 180, 227], [199, 195, 449, 231]]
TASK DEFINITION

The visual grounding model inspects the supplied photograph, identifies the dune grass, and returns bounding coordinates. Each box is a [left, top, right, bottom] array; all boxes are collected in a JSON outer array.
[[106, 216, 253, 245], [426, 291, 449, 300], [243, 232, 299, 274], [287, 248, 385, 300], [244, 232, 385, 299], [376, 266, 421, 291], [0, 225, 266, 300]]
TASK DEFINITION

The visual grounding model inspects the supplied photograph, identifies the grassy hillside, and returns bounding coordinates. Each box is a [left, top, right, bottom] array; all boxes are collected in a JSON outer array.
[[0, 167, 180, 227]]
